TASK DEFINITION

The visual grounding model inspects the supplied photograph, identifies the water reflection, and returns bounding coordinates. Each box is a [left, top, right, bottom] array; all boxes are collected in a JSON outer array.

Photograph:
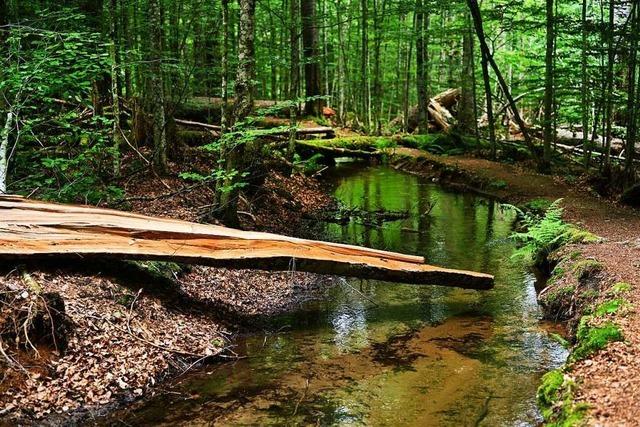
[[106, 165, 567, 427]]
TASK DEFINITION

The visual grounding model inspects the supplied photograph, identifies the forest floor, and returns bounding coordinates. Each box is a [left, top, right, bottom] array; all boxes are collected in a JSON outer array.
[[0, 150, 338, 423], [2, 140, 640, 424], [393, 148, 640, 425]]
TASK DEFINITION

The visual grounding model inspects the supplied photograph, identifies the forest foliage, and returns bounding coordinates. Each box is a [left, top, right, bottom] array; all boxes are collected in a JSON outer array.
[[1, 0, 639, 221]]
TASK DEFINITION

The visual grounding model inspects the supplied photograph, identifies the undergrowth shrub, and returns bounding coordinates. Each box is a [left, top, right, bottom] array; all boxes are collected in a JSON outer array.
[[510, 199, 599, 266]]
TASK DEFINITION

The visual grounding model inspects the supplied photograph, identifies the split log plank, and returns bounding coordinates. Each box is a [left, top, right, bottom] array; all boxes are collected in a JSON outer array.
[[0, 195, 493, 290]]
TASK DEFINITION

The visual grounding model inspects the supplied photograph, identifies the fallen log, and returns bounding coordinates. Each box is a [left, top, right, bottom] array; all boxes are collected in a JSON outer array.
[[175, 118, 222, 132], [0, 195, 493, 290], [175, 118, 335, 139], [391, 88, 461, 132], [295, 140, 381, 160]]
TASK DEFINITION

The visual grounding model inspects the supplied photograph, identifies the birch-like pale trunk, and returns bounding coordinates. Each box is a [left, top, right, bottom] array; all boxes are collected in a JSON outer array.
[[0, 111, 14, 194]]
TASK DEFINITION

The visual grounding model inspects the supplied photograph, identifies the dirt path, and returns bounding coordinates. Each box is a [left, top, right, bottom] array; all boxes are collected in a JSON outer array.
[[395, 149, 640, 425]]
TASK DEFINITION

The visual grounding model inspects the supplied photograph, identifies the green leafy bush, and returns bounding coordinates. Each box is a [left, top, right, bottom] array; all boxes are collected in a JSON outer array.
[[511, 200, 599, 266]]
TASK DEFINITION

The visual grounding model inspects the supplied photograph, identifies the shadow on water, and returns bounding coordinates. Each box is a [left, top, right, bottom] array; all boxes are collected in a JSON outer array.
[[103, 164, 567, 426]]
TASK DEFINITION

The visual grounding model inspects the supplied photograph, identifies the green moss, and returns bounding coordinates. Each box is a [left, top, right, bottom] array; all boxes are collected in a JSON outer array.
[[546, 285, 575, 303], [538, 370, 565, 410], [524, 198, 553, 214], [571, 317, 623, 361], [609, 282, 632, 296], [593, 299, 626, 317], [488, 179, 508, 190], [128, 260, 184, 281], [572, 260, 603, 281], [569, 251, 582, 260], [567, 228, 601, 244], [537, 370, 589, 426]]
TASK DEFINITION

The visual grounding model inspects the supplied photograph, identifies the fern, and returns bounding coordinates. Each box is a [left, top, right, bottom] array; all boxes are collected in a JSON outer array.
[[510, 199, 574, 265]]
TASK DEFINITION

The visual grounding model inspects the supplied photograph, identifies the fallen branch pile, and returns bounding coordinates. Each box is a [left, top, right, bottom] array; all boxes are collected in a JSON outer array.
[[0, 195, 493, 290]]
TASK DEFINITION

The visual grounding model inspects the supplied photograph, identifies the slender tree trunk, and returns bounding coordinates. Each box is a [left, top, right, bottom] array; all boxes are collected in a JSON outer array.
[[0, 111, 13, 194], [542, 0, 555, 171], [581, 0, 591, 168], [109, 0, 123, 176], [289, 0, 300, 101], [467, 0, 541, 166], [459, 12, 476, 135], [415, 0, 429, 134], [604, 0, 616, 171], [121, 0, 132, 98], [221, 0, 230, 133], [336, 0, 346, 123], [361, 0, 370, 129], [625, 2, 639, 181], [480, 50, 496, 160], [301, 0, 322, 115], [403, 26, 414, 133], [269, 11, 278, 99], [372, 0, 386, 135], [148, 0, 167, 173], [221, 0, 256, 227]]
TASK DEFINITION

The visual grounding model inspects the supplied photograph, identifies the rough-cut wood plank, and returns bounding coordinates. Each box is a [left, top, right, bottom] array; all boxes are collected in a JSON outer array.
[[0, 195, 494, 290]]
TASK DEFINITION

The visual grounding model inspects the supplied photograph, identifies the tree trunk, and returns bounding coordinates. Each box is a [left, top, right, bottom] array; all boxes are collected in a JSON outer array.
[[603, 0, 616, 171], [0, 195, 495, 290], [148, 0, 167, 173], [581, 0, 591, 168], [625, 2, 639, 181], [301, 0, 322, 116], [0, 112, 13, 194], [361, 0, 370, 128], [221, 0, 230, 133], [336, 0, 347, 123], [372, 0, 386, 136], [221, 0, 256, 227], [459, 12, 476, 135], [542, 0, 555, 171], [109, 0, 123, 176], [289, 0, 300, 100], [480, 50, 497, 160], [415, 0, 429, 134], [466, 0, 541, 166]]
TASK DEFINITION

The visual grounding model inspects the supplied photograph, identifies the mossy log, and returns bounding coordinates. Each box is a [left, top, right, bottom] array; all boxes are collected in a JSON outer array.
[[0, 195, 494, 290]]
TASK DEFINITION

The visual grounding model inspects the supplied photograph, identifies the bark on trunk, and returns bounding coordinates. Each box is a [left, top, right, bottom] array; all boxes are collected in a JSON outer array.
[[301, 0, 322, 116], [148, 0, 167, 173], [459, 13, 476, 135]]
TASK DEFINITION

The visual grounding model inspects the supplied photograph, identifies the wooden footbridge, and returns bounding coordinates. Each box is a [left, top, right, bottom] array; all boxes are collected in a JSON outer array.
[[0, 195, 493, 290]]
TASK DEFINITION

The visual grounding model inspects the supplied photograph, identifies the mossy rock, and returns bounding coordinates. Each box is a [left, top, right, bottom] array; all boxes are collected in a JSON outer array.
[[540, 284, 575, 321], [571, 317, 623, 361], [572, 259, 603, 282], [537, 370, 589, 426]]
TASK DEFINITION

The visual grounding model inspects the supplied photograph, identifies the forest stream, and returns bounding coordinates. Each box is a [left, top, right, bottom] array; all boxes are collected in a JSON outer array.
[[103, 164, 567, 426]]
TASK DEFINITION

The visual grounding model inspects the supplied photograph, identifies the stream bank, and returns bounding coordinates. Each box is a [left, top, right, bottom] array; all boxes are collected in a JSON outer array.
[[389, 149, 640, 425], [97, 164, 566, 426], [2, 145, 639, 425], [0, 165, 338, 424]]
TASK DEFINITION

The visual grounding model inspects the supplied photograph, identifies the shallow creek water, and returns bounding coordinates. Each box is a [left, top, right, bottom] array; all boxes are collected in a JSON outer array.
[[108, 164, 567, 426]]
